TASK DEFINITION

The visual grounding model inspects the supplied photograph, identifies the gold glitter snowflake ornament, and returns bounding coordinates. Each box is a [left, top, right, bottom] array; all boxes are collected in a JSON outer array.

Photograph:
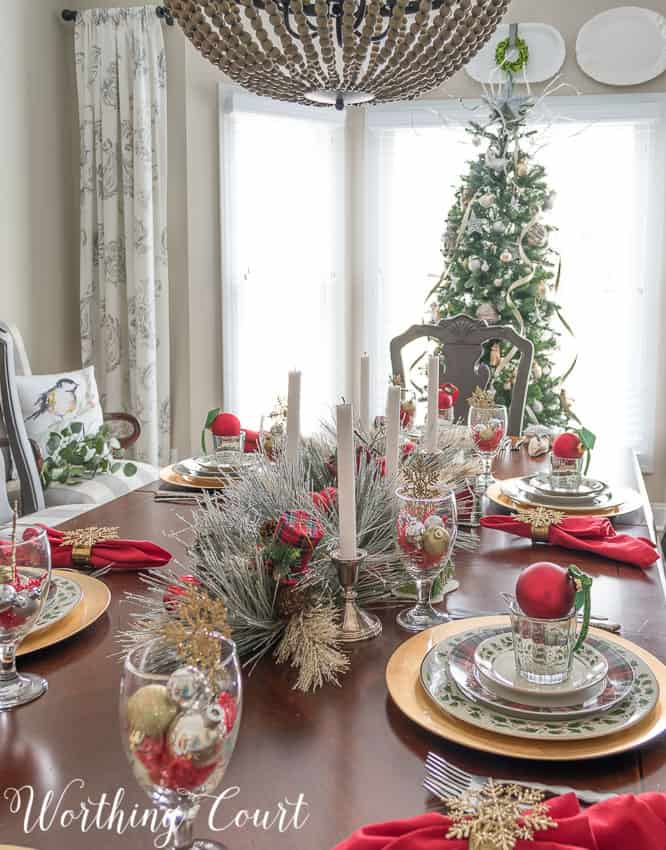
[[160, 584, 230, 681], [445, 780, 556, 850], [403, 453, 440, 500]]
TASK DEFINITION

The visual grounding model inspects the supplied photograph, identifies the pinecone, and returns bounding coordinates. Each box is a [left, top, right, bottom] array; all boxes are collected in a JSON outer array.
[[259, 519, 278, 541], [276, 584, 311, 619]]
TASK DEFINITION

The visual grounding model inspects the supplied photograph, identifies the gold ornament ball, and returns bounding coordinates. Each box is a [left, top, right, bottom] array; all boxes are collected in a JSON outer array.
[[499, 249, 512, 263], [479, 193, 495, 209], [422, 526, 450, 559], [167, 709, 224, 766], [532, 361, 543, 379], [516, 159, 529, 177], [127, 684, 178, 737]]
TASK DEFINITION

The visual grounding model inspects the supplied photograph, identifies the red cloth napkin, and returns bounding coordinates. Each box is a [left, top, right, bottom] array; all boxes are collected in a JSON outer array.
[[41, 526, 172, 571], [333, 793, 666, 850], [480, 515, 659, 569]]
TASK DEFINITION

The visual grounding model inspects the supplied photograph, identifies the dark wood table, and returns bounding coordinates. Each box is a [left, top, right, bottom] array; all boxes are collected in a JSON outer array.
[[1, 449, 665, 849]]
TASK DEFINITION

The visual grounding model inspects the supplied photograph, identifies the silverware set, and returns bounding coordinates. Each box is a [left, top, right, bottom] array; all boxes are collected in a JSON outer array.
[[424, 751, 617, 806]]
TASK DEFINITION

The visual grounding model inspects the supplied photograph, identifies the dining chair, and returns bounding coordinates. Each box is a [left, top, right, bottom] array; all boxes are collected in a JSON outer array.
[[0, 323, 156, 516], [389, 313, 534, 436]]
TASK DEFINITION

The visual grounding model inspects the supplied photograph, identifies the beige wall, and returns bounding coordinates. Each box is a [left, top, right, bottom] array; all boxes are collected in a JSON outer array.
[[3, 0, 666, 500], [1, 0, 80, 374]]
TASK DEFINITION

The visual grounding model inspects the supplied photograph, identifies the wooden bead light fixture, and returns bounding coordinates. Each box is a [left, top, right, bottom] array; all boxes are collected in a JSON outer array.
[[165, 0, 510, 108]]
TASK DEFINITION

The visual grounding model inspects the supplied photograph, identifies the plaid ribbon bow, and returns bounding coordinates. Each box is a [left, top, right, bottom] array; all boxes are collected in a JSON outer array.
[[275, 510, 325, 570]]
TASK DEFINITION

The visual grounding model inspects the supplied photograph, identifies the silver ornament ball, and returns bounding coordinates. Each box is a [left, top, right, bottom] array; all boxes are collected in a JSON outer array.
[[167, 666, 208, 708], [167, 709, 224, 766], [405, 520, 425, 547], [424, 514, 444, 530]]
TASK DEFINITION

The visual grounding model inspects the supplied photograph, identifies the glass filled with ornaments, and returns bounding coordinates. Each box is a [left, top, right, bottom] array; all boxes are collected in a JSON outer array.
[[467, 389, 507, 492], [395, 454, 457, 631], [0, 521, 51, 709], [120, 633, 242, 849]]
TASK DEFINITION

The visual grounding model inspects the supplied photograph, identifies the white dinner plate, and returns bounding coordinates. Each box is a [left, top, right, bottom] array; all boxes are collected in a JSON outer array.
[[576, 7, 666, 86], [465, 23, 566, 84]]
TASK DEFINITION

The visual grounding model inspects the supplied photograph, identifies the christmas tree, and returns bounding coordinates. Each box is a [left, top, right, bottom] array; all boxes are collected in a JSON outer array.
[[432, 86, 573, 428]]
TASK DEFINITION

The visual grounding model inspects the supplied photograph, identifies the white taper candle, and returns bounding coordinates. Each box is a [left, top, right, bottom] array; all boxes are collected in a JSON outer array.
[[385, 384, 401, 482], [426, 355, 439, 452], [286, 370, 301, 463], [336, 403, 357, 560], [359, 353, 370, 434]]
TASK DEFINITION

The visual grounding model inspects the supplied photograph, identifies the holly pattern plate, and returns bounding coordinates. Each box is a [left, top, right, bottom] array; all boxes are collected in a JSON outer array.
[[474, 631, 608, 697], [31, 573, 83, 633], [420, 627, 658, 741], [449, 631, 633, 720]]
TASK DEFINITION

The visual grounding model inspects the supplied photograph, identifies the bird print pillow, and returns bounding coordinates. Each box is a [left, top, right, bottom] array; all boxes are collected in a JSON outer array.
[[16, 366, 104, 454]]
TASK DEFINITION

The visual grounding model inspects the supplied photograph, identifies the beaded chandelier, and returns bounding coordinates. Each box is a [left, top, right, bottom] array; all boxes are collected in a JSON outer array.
[[165, 0, 510, 108]]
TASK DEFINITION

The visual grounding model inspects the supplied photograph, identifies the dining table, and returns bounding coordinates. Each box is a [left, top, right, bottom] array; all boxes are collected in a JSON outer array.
[[0, 446, 665, 850]]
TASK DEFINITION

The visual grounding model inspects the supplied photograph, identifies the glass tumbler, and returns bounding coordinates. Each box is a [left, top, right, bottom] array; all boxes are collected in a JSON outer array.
[[395, 483, 457, 631], [120, 635, 242, 849], [0, 523, 51, 710], [213, 431, 245, 469], [549, 453, 583, 491], [467, 404, 508, 492], [502, 593, 578, 685]]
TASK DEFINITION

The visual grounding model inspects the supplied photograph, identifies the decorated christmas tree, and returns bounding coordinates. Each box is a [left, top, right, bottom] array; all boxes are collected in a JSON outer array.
[[432, 85, 573, 428]]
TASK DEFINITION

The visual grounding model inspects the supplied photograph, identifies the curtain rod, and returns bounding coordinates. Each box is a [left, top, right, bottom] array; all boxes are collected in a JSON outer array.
[[61, 6, 174, 25]]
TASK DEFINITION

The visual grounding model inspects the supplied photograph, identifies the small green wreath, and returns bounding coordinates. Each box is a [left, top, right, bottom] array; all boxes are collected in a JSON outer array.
[[495, 36, 529, 73]]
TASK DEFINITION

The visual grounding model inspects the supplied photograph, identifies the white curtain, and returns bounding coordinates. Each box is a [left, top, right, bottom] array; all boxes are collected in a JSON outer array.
[[363, 96, 666, 470], [75, 6, 170, 466], [220, 89, 347, 433]]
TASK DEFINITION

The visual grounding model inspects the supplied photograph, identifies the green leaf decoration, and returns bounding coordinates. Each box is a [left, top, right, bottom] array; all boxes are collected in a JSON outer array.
[[41, 422, 131, 488], [568, 564, 593, 652], [123, 462, 138, 477], [69, 421, 84, 434]]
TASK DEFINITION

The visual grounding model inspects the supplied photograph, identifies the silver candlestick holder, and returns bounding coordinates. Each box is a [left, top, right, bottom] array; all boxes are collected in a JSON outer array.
[[330, 547, 382, 643]]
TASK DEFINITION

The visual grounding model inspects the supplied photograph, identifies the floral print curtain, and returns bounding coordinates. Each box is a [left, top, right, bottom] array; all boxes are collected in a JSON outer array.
[[75, 6, 170, 466]]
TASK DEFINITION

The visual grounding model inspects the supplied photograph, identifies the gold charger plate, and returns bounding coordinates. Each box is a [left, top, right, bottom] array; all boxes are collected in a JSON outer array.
[[17, 571, 111, 657], [160, 463, 227, 490], [487, 481, 644, 518], [386, 616, 666, 761]]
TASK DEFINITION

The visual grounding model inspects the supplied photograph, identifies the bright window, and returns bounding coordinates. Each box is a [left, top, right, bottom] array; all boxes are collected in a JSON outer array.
[[220, 90, 347, 432]]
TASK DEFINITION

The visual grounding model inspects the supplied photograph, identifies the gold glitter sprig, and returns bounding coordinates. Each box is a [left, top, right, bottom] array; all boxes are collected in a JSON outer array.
[[445, 780, 556, 850], [467, 386, 494, 408], [160, 584, 230, 680], [403, 452, 440, 500]]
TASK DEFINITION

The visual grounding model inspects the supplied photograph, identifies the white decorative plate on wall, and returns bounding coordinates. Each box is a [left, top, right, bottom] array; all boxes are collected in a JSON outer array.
[[465, 23, 566, 84], [576, 6, 666, 86]]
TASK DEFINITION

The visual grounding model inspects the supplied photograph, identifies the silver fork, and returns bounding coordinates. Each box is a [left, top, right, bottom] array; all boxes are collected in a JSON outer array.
[[424, 751, 617, 806]]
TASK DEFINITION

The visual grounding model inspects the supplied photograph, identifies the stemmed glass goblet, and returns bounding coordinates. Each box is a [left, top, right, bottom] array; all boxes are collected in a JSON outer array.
[[468, 403, 508, 492], [0, 523, 51, 710], [396, 483, 457, 631], [120, 634, 242, 849]]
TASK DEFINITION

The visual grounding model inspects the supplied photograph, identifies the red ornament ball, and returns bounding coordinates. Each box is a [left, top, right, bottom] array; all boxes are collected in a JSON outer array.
[[440, 383, 459, 403], [438, 389, 454, 411], [210, 412, 241, 437], [552, 432, 584, 459], [516, 562, 575, 619]]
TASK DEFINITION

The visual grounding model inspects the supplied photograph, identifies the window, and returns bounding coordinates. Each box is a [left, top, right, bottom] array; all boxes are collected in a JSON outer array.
[[220, 90, 666, 468], [363, 96, 666, 469], [220, 90, 347, 432]]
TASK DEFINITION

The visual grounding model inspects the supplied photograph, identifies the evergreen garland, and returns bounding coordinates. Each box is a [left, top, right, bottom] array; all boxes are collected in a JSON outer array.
[[433, 87, 575, 428]]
